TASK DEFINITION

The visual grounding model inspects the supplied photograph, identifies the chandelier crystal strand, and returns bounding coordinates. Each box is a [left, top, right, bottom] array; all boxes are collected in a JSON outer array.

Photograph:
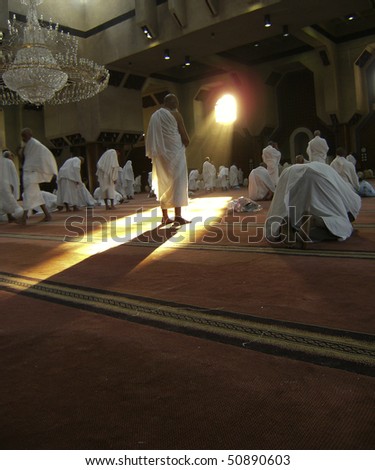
[[0, 0, 109, 106]]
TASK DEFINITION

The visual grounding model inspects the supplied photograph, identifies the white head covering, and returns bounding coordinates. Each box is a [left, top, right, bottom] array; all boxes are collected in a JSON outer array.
[[96, 149, 119, 175], [122, 160, 134, 181]]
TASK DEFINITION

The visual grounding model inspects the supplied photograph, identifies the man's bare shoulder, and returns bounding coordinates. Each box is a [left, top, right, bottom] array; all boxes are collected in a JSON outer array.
[[170, 109, 183, 121]]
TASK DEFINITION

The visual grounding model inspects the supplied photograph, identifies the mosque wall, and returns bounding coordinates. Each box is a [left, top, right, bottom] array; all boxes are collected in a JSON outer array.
[[43, 87, 143, 141]]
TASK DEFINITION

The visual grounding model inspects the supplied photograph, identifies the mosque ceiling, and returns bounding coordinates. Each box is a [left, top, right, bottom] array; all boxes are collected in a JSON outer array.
[[5, 0, 375, 85], [106, 0, 375, 84]]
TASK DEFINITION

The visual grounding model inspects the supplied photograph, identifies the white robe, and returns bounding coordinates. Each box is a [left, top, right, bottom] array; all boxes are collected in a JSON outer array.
[[229, 165, 239, 187], [346, 154, 356, 167], [122, 161, 135, 197], [115, 169, 124, 196], [306, 136, 329, 163], [134, 175, 142, 193], [147, 171, 155, 192], [188, 170, 200, 191], [93, 188, 123, 205], [217, 166, 229, 190], [0, 157, 23, 217], [56, 157, 82, 206], [202, 161, 216, 190], [145, 107, 188, 209], [33, 191, 58, 214], [262, 145, 281, 185], [330, 157, 359, 192], [238, 168, 244, 185], [96, 149, 120, 199], [76, 184, 96, 207], [22, 138, 58, 210], [358, 180, 375, 197], [248, 166, 276, 201], [265, 162, 361, 241]]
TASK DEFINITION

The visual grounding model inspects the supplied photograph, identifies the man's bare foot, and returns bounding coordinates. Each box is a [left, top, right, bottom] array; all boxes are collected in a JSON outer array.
[[15, 217, 26, 225], [42, 216, 52, 222], [173, 216, 191, 225], [161, 217, 174, 226], [7, 215, 16, 223]]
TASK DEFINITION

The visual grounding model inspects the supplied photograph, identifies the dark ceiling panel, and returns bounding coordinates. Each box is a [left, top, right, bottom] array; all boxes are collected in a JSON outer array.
[[124, 74, 147, 90], [108, 70, 125, 87], [142, 95, 157, 108], [217, 35, 313, 67], [65, 134, 86, 145], [119, 133, 143, 144], [50, 137, 68, 148], [312, 9, 375, 42], [97, 132, 120, 143]]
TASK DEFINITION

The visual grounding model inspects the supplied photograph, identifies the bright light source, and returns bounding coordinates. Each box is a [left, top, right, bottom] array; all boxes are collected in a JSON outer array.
[[215, 94, 237, 124]]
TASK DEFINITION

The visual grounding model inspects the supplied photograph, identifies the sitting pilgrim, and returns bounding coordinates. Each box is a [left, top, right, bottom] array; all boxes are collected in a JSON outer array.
[[248, 163, 275, 201], [357, 172, 375, 197], [188, 169, 200, 191], [330, 147, 359, 192], [265, 162, 361, 247]]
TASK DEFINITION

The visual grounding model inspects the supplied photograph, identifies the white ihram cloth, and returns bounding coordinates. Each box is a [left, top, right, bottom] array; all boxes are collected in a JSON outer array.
[[265, 162, 361, 241], [202, 161, 216, 190], [122, 161, 135, 197], [0, 156, 22, 217], [56, 157, 82, 206], [93, 188, 123, 206], [248, 166, 276, 201], [22, 138, 58, 210], [76, 184, 96, 207], [96, 149, 120, 199], [238, 168, 244, 185], [188, 169, 199, 191], [217, 166, 229, 189], [34, 191, 58, 214], [134, 175, 142, 193], [306, 136, 329, 163], [346, 154, 356, 166], [115, 169, 124, 196], [145, 108, 188, 209], [229, 165, 239, 187], [262, 145, 281, 185], [330, 156, 360, 192]]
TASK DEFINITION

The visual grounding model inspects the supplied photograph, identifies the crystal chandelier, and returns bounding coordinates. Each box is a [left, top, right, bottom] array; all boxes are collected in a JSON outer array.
[[0, 0, 109, 106]]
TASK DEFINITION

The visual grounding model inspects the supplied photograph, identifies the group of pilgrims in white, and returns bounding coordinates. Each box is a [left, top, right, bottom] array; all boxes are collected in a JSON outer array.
[[247, 130, 374, 245], [1, 126, 374, 245], [187, 130, 374, 245], [0, 128, 144, 224]]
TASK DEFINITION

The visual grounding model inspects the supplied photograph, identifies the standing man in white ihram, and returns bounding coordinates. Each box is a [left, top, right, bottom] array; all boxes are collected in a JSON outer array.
[[145, 94, 190, 226], [306, 130, 329, 163], [20, 128, 58, 224]]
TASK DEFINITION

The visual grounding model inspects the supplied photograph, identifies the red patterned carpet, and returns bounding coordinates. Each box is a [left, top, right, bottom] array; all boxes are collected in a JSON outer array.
[[0, 188, 374, 449]]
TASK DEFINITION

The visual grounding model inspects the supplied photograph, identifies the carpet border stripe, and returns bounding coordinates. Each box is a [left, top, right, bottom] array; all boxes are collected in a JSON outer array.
[[0, 271, 374, 377]]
